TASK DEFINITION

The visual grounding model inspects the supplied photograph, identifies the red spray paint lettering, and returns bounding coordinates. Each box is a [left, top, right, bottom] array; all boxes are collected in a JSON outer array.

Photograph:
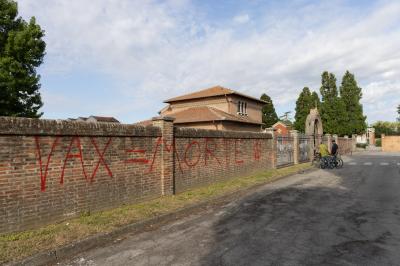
[[184, 141, 201, 167], [90, 137, 113, 181], [253, 140, 262, 161], [60, 137, 88, 184], [35, 136, 60, 192], [235, 139, 244, 164], [146, 137, 183, 174], [125, 149, 149, 164], [204, 138, 222, 166]]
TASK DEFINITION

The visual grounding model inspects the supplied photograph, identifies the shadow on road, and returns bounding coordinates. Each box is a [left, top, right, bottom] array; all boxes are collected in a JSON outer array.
[[199, 154, 400, 265]]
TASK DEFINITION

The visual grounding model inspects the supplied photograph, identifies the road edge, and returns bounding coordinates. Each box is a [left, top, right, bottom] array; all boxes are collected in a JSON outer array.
[[10, 166, 316, 266]]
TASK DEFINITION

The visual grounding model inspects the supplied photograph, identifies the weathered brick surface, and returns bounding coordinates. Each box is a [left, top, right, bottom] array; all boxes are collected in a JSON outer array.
[[0, 118, 163, 233], [173, 128, 274, 192], [381, 135, 400, 152], [0, 117, 276, 233], [337, 137, 353, 155]]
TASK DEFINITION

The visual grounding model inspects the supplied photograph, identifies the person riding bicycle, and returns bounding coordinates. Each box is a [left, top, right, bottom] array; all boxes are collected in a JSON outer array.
[[331, 139, 339, 157], [319, 143, 329, 157]]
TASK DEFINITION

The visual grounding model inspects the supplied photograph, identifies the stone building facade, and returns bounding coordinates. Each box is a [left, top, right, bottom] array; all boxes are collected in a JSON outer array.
[[158, 86, 265, 132]]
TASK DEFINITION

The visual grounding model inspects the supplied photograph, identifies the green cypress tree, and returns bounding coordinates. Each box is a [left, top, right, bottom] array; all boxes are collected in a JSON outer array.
[[320, 71, 348, 135], [339, 71, 367, 135], [294, 87, 313, 133], [260, 93, 278, 128], [311, 91, 321, 110], [0, 0, 46, 117], [397, 104, 400, 121]]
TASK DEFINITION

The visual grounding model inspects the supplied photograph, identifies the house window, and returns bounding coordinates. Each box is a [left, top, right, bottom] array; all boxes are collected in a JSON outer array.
[[237, 101, 247, 115]]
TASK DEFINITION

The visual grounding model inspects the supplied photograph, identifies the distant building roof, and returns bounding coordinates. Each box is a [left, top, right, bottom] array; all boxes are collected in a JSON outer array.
[[272, 121, 292, 128], [68, 116, 120, 123], [164, 85, 267, 104], [134, 119, 153, 127], [88, 116, 120, 123], [168, 106, 262, 125]]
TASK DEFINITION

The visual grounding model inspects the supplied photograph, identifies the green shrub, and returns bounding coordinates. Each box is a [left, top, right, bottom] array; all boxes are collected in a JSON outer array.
[[356, 143, 368, 149], [375, 138, 381, 147]]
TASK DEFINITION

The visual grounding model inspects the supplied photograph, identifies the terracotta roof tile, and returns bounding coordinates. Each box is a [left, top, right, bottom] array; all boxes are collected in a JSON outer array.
[[134, 119, 153, 126], [169, 106, 262, 125], [164, 85, 266, 104], [90, 116, 120, 123]]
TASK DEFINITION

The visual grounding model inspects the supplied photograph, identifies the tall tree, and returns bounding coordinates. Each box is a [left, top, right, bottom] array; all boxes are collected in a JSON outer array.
[[294, 87, 313, 132], [319, 71, 348, 135], [260, 93, 278, 128], [0, 0, 46, 117], [311, 91, 321, 110], [339, 70, 367, 135], [294, 87, 321, 133]]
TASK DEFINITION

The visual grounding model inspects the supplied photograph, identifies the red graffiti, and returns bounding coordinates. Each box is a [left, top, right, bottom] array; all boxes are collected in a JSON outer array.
[[90, 137, 113, 181], [253, 140, 262, 161], [146, 137, 183, 174], [184, 141, 201, 167], [204, 138, 221, 166], [60, 137, 88, 184], [125, 149, 149, 164], [224, 139, 231, 166], [34, 135, 264, 192], [35, 136, 60, 192], [235, 139, 244, 164]]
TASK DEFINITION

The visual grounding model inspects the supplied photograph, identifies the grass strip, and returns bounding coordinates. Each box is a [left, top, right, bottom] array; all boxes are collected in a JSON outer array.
[[0, 163, 312, 264]]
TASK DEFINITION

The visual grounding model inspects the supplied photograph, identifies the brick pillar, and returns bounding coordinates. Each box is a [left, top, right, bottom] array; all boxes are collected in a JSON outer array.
[[152, 116, 175, 196], [272, 132, 278, 169], [352, 134, 357, 152], [290, 130, 299, 164]]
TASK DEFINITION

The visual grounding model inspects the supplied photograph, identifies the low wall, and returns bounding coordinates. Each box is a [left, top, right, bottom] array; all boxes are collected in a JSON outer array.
[[0, 117, 166, 233], [381, 135, 400, 152], [0, 116, 357, 233], [0, 117, 274, 233], [174, 128, 274, 192], [337, 137, 353, 155]]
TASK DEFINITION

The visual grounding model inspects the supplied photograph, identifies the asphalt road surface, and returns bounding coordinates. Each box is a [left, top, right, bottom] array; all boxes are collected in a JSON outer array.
[[63, 151, 400, 266]]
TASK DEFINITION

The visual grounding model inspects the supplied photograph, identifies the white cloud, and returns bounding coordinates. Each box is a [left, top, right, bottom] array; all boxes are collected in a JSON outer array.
[[233, 14, 250, 24], [17, 0, 400, 123]]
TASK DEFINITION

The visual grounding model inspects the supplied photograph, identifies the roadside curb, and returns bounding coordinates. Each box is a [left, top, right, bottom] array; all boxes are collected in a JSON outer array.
[[10, 166, 316, 266]]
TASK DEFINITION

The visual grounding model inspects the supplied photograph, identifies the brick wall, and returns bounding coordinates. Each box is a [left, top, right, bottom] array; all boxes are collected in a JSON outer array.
[[0, 117, 164, 233], [337, 137, 353, 155], [173, 128, 274, 192], [0, 116, 357, 233], [381, 135, 400, 152], [0, 117, 274, 233]]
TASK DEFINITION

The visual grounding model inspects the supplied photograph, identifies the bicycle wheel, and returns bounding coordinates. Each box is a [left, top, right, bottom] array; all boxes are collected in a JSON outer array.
[[327, 157, 335, 169], [336, 158, 343, 168], [320, 158, 327, 169]]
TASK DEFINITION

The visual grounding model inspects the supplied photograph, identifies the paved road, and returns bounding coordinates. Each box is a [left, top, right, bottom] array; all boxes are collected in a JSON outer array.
[[63, 151, 400, 266]]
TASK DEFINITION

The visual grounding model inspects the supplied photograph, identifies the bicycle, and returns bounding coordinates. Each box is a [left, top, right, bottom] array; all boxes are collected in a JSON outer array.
[[312, 152, 343, 169], [332, 153, 344, 168], [312, 152, 330, 169]]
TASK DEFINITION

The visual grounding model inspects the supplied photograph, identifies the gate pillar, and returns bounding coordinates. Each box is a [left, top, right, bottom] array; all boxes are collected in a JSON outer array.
[[290, 130, 299, 164]]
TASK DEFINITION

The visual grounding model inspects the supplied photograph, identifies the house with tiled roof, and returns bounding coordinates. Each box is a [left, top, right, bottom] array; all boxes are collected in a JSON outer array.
[[155, 86, 265, 132], [272, 121, 292, 136], [68, 115, 120, 123]]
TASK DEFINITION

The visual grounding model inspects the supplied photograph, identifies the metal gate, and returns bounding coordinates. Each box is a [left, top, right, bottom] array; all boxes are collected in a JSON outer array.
[[276, 135, 294, 167], [299, 135, 311, 162]]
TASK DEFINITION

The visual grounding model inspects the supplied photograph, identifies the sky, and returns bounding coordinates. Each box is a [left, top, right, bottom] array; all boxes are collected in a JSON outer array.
[[17, 0, 400, 124]]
